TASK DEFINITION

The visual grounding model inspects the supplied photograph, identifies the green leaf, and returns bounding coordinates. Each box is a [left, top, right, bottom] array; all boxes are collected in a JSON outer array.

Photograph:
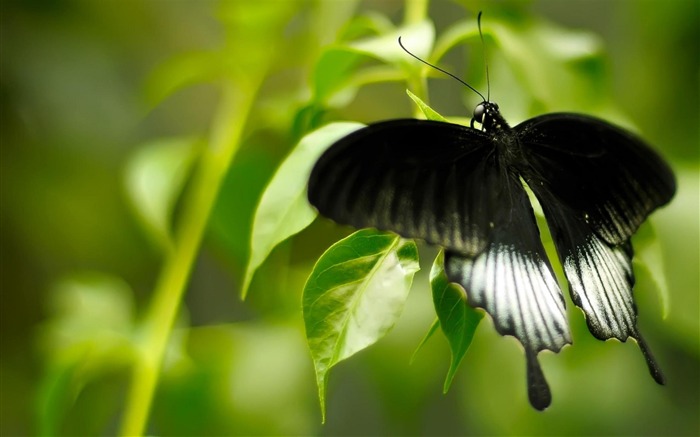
[[411, 317, 440, 364], [337, 11, 394, 42], [143, 51, 222, 106], [303, 229, 420, 421], [431, 19, 474, 61], [153, 323, 315, 435], [349, 19, 434, 65], [430, 250, 483, 393], [633, 221, 671, 319], [242, 122, 365, 298], [313, 49, 364, 105], [36, 273, 137, 435], [38, 273, 136, 362], [406, 89, 448, 121], [313, 20, 434, 106], [490, 18, 606, 113], [124, 137, 200, 250], [433, 14, 623, 126]]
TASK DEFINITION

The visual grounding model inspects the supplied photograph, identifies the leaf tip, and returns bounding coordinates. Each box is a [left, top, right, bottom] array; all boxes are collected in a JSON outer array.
[[240, 269, 252, 300], [315, 371, 328, 424]]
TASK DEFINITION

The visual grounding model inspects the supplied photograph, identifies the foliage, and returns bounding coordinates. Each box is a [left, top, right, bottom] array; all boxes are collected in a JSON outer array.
[[1, 0, 698, 436], [303, 229, 419, 421]]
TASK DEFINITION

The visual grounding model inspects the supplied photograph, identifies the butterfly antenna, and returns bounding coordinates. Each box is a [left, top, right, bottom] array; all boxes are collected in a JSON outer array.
[[477, 11, 491, 102], [398, 36, 486, 102]]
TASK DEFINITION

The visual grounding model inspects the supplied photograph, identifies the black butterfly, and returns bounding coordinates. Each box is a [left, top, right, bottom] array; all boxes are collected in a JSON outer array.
[[306, 17, 676, 411]]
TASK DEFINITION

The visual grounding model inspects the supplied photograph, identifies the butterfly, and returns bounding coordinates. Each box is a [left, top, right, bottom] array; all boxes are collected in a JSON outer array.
[[306, 14, 676, 410]]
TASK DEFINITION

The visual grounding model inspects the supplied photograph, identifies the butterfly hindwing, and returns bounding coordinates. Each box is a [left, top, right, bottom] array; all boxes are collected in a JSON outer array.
[[529, 188, 665, 384], [517, 115, 673, 384], [515, 113, 676, 245], [444, 171, 572, 410], [308, 119, 498, 256]]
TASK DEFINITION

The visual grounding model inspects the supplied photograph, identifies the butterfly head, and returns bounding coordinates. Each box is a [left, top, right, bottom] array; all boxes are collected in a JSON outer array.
[[472, 101, 507, 132]]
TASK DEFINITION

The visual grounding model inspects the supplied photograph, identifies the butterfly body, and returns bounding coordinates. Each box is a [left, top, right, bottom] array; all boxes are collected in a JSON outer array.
[[307, 99, 675, 409]]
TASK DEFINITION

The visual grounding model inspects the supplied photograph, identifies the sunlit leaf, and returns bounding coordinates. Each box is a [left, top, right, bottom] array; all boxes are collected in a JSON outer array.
[[490, 18, 605, 111], [406, 89, 448, 121], [337, 11, 394, 41], [431, 19, 479, 65], [430, 250, 483, 392], [242, 122, 365, 298], [124, 137, 200, 250], [303, 229, 420, 421], [144, 52, 222, 106], [39, 273, 135, 360], [313, 49, 365, 106], [153, 323, 315, 435], [633, 221, 671, 319], [36, 273, 137, 435], [313, 20, 434, 106], [350, 19, 434, 65], [432, 14, 625, 127], [217, 0, 299, 71]]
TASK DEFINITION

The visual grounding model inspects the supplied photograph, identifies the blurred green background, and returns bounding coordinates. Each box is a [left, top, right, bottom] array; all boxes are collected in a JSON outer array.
[[1, 0, 698, 436]]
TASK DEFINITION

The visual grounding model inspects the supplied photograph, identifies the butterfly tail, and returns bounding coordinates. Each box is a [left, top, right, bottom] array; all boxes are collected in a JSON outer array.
[[526, 349, 552, 411], [636, 333, 666, 385], [532, 189, 666, 385]]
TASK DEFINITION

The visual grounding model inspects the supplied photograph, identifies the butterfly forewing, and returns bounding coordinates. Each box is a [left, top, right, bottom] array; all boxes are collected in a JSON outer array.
[[308, 119, 498, 256], [515, 113, 676, 245]]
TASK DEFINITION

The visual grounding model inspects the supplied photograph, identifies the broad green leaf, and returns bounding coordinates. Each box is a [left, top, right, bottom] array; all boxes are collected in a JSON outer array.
[[406, 89, 448, 121], [313, 49, 366, 106], [433, 15, 626, 127], [431, 19, 479, 65], [124, 137, 200, 250], [242, 122, 365, 298], [633, 221, 671, 319], [313, 20, 434, 106], [430, 250, 483, 392], [337, 11, 394, 42], [39, 273, 135, 359], [145, 1, 299, 106], [217, 0, 299, 72], [349, 19, 434, 65], [144, 51, 222, 106], [489, 18, 606, 113], [36, 273, 137, 436], [303, 229, 420, 421], [152, 324, 315, 435]]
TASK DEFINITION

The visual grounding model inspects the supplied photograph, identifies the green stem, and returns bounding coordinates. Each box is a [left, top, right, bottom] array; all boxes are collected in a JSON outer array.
[[403, 0, 430, 118], [403, 0, 429, 24], [118, 80, 258, 436]]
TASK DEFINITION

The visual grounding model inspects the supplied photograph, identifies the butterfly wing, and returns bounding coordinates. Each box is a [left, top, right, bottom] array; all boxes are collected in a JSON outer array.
[[308, 119, 499, 256], [444, 171, 571, 410], [515, 113, 674, 383], [530, 192, 665, 384], [514, 113, 676, 244], [308, 120, 572, 409]]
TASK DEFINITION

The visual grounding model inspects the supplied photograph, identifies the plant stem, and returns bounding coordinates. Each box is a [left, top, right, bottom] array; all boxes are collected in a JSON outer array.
[[404, 0, 430, 118], [118, 80, 258, 436], [404, 0, 429, 24]]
